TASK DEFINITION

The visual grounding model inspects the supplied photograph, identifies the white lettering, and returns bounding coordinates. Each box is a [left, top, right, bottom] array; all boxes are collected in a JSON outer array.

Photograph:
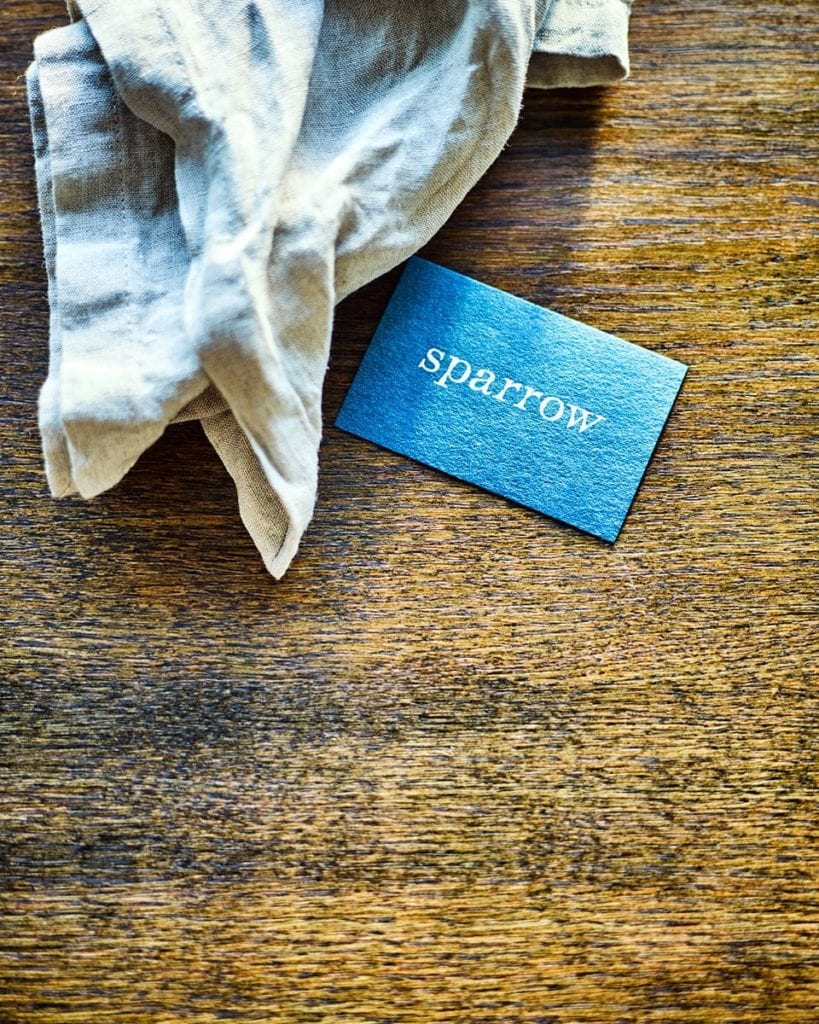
[[566, 404, 606, 433], [514, 386, 543, 411], [494, 378, 524, 403], [435, 355, 472, 389], [539, 396, 564, 422], [468, 368, 496, 396], [418, 347, 445, 374], [417, 346, 603, 437]]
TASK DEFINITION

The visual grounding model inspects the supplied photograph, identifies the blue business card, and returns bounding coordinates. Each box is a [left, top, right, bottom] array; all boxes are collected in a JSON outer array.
[[335, 258, 687, 541]]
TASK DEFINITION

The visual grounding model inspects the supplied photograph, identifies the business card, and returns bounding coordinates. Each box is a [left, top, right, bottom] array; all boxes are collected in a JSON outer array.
[[335, 257, 687, 541]]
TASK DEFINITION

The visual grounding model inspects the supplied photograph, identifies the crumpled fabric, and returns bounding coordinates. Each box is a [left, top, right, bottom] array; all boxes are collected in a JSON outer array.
[[27, 0, 632, 577]]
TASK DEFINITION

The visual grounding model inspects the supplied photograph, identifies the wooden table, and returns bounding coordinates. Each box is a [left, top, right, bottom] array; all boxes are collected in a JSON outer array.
[[1, 2, 816, 1021]]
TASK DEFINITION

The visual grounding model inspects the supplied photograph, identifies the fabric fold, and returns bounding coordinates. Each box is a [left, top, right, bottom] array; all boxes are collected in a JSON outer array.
[[530, 0, 632, 87], [30, 19, 209, 499], [27, 0, 633, 578], [26, 62, 72, 498]]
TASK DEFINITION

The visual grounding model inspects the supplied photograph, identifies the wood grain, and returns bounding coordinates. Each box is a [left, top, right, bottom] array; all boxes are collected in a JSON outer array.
[[1, 2, 817, 1022]]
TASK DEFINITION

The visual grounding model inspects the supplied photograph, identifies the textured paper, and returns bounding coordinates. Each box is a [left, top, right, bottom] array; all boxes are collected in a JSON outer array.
[[336, 258, 687, 541]]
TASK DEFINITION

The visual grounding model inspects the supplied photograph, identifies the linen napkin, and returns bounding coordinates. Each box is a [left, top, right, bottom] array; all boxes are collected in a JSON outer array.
[[28, 0, 632, 577]]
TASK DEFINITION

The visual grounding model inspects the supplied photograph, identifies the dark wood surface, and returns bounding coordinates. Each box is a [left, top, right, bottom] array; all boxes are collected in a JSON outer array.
[[1, 2, 817, 1021]]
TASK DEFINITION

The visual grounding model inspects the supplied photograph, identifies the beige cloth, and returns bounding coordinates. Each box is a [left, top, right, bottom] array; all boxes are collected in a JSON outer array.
[[28, 0, 632, 576]]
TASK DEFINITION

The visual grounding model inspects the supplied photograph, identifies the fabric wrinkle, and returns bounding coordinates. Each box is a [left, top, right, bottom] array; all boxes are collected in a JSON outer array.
[[27, 0, 633, 578]]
